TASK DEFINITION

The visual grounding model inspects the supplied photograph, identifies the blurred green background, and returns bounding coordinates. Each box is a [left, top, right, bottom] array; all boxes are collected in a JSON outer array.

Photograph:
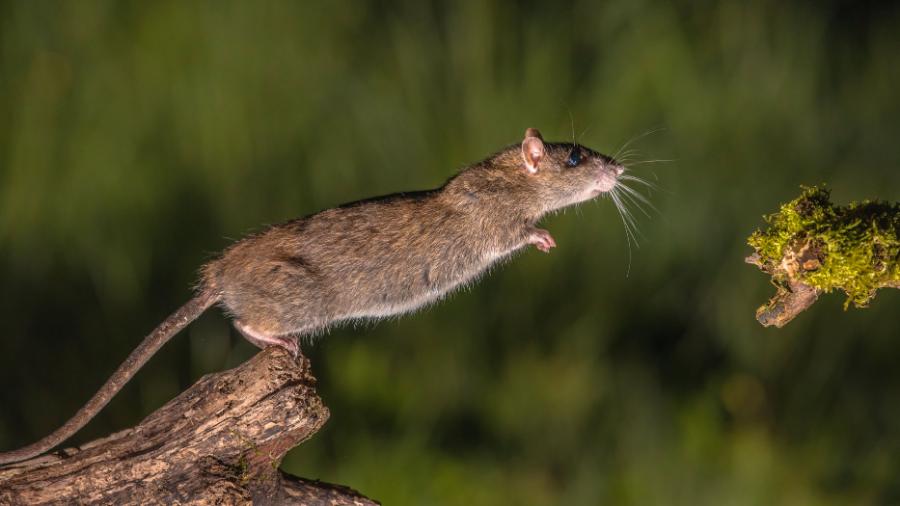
[[2, 1, 900, 504]]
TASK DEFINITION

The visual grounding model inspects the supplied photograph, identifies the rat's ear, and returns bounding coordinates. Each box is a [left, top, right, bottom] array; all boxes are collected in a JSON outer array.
[[521, 128, 545, 174]]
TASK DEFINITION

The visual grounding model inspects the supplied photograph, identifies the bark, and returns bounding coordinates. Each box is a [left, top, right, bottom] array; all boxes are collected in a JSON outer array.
[[746, 251, 821, 328], [746, 248, 899, 328], [0, 347, 378, 506]]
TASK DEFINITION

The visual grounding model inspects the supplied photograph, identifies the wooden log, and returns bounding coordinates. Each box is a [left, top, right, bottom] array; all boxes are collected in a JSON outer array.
[[0, 347, 378, 505]]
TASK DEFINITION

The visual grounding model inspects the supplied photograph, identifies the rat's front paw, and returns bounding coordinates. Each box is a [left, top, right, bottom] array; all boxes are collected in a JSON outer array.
[[527, 228, 556, 253]]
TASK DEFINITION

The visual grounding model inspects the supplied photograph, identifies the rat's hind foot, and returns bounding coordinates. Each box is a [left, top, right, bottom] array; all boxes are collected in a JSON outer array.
[[527, 227, 556, 253], [234, 321, 299, 357]]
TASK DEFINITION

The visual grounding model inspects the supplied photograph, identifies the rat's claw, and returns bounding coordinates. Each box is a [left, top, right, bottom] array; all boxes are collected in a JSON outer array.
[[529, 228, 556, 253]]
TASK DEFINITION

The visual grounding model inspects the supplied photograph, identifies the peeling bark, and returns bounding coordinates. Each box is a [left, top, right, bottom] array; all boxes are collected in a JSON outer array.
[[0, 347, 378, 506], [746, 251, 822, 328]]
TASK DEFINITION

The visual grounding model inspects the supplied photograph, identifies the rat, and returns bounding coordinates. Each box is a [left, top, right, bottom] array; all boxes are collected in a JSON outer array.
[[0, 128, 624, 465]]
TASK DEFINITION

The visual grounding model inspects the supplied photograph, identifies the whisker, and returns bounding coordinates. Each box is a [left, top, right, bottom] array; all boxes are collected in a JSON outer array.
[[616, 187, 653, 218], [618, 174, 664, 192], [617, 148, 640, 159], [608, 191, 633, 244], [630, 170, 662, 183], [615, 149, 641, 165], [619, 173, 657, 182], [625, 158, 676, 166], [619, 202, 645, 242], [616, 183, 660, 216], [608, 191, 635, 276], [568, 110, 576, 149], [618, 193, 646, 245], [611, 189, 644, 242], [619, 177, 668, 197], [577, 125, 591, 143], [613, 127, 666, 161]]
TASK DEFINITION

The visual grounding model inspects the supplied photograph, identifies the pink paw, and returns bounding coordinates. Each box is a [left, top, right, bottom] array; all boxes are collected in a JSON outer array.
[[274, 336, 300, 358], [234, 321, 299, 358], [528, 228, 556, 253]]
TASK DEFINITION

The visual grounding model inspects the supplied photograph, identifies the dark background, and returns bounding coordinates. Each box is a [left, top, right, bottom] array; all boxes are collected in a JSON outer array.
[[2, 1, 899, 504]]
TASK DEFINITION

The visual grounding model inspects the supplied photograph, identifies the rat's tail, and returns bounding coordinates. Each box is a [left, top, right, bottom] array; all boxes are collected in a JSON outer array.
[[0, 289, 219, 465]]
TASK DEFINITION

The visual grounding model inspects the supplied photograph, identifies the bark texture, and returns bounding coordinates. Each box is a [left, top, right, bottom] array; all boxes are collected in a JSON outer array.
[[746, 250, 822, 328], [746, 247, 899, 328], [0, 347, 378, 506]]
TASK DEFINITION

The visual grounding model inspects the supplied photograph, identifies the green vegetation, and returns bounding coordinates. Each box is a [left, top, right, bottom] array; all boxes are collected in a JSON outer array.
[[2, 1, 900, 504], [749, 186, 900, 307]]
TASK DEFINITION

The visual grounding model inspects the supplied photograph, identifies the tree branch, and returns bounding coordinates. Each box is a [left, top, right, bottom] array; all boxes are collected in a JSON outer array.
[[746, 253, 821, 328], [0, 347, 378, 505], [746, 186, 900, 327]]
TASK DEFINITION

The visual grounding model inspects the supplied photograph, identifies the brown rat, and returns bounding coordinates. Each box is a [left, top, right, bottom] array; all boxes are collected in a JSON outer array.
[[0, 128, 624, 465]]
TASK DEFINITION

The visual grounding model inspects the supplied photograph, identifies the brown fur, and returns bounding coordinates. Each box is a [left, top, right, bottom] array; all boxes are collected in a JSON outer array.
[[0, 128, 622, 464], [202, 130, 622, 340]]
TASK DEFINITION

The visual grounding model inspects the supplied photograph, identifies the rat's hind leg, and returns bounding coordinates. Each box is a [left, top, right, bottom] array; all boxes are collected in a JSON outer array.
[[234, 320, 299, 357]]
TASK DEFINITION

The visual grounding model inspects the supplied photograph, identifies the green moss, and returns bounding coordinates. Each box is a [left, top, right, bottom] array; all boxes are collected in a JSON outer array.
[[748, 186, 900, 308]]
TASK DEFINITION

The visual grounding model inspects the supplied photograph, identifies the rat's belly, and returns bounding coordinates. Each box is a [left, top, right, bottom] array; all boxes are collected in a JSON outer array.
[[342, 254, 497, 320]]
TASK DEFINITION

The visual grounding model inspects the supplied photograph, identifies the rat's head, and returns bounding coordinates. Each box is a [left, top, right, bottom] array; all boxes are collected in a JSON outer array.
[[518, 128, 623, 212]]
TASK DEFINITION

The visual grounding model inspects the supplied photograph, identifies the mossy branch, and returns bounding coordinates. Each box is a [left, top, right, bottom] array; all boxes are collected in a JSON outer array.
[[746, 186, 900, 327]]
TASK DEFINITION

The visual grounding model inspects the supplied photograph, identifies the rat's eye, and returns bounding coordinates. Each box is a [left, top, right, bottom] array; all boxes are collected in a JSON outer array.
[[566, 148, 582, 167]]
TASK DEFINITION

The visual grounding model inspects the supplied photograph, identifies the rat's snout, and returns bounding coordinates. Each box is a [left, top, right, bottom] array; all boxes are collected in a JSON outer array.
[[590, 161, 620, 194]]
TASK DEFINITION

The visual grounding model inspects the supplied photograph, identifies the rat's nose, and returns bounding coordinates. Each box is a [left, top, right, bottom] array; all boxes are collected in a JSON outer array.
[[613, 164, 624, 176]]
